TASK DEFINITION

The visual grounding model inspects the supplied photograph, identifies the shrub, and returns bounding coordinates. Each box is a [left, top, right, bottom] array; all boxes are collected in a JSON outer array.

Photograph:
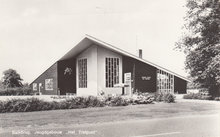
[[183, 93, 213, 100], [131, 92, 155, 104], [214, 97, 220, 101], [0, 92, 176, 113], [0, 98, 45, 113], [183, 93, 194, 99], [0, 96, 107, 113], [163, 93, 175, 103], [108, 96, 129, 106], [155, 93, 163, 102], [85, 96, 105, 107], [0, 87, 33, 96], [154, 92, 175, 103]]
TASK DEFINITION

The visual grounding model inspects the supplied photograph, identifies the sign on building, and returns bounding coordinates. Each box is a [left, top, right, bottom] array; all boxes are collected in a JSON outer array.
[[45, 79, 53, 90], [124, 73, 132, 96], [33, 83, 37, 91]]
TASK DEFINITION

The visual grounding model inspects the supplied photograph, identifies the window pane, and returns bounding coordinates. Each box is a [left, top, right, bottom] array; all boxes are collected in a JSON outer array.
[[78, 58, 87, 88], [157, 69, 174, 93], [105, 57, 119, 88]]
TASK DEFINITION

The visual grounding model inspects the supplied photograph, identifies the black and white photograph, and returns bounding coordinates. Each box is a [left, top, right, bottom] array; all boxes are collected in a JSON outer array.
[[0, 0, 220, 137]]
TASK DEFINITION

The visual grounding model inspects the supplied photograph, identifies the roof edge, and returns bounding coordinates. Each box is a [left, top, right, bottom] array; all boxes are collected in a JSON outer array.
[[85, 34, 190, 82]]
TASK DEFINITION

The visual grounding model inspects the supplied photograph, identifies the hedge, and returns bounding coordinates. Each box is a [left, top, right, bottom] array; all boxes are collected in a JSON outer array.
[[0, 87, 33, 96], [183, 93, 213, 100], [0, 93, 175, 113], [0, 96, 105, 113], [154, 92, 175, 103]]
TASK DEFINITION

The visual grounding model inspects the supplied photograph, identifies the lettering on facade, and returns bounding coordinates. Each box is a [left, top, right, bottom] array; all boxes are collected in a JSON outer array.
[[141, 76, 151, 80]]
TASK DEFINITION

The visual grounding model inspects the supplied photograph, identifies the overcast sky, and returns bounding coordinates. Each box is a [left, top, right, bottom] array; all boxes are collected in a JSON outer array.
[[0, 0, 188, 83]]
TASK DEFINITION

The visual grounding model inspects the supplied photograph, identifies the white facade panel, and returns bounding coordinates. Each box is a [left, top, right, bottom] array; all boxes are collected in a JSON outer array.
[[76, 45, 123, 96], [97, 46, 123, 95], [76, 45, 98, 96]]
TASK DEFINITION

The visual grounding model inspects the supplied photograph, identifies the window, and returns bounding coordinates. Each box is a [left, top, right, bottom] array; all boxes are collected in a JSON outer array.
[[45, 79, 53, 90], [157, 70, 174, 93], [105, 58, 119, 87], [78, 58, 87, 88], [33, 83, 37, 91]]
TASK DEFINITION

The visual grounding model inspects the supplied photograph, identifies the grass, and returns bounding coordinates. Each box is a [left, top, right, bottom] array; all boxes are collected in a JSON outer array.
[[1, 100, 220, 129]]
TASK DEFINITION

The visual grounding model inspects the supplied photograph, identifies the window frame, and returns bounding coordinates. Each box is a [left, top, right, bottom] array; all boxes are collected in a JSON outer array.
[[157, 69, 174, 93], [105, 57, 120, 88], [78, 58, 87, 88]]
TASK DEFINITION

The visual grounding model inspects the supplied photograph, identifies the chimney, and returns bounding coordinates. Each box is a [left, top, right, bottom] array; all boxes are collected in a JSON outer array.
[[138, 49, 142, 58]]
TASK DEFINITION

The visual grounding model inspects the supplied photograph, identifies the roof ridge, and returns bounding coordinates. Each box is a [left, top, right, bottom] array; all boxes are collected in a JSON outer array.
[[85, 34, 190, 82]]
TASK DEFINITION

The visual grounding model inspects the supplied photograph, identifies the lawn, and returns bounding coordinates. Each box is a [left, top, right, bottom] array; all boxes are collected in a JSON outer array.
[[1, 99, 220, 131]]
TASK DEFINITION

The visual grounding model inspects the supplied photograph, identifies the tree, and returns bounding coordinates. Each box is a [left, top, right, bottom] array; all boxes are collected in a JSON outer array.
[[0, 80, 4, 89], [176, 0, 220, 96], [2, 69, 23, 88]]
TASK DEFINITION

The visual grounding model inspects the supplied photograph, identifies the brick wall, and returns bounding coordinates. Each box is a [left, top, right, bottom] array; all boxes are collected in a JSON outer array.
[[58, 58, 76, 95], [31, 63, 58, 95], [174, 76, 187, 94], [123, 56, 157, 93]]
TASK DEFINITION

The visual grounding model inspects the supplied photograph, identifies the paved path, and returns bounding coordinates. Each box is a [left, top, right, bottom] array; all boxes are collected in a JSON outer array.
[[1, 114, 219, 137]]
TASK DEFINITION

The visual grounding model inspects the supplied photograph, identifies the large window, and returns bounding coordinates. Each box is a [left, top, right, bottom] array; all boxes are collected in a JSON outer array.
[[45, 79, 53, 90], [78, 58, 87, 88], [157, 70, 174, 93], [105, 58, 119, 87]]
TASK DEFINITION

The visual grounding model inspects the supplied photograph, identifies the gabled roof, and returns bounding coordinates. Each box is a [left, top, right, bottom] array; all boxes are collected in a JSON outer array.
[[59, 34, 190, 82]]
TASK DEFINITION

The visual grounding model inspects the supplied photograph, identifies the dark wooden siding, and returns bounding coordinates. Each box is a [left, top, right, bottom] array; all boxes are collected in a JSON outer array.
[[174, 76, 187, 94], [31, 63, 58, 95], [58, 58, 76, 95], [123, 56, 157, 93]]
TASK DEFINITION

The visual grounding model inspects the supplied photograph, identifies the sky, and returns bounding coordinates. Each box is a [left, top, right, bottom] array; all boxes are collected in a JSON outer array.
[[0, 0, 188, 83]]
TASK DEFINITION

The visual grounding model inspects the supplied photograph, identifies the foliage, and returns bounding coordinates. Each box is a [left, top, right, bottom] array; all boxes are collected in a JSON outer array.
[[163, 93, 176, 103], [131, 92, 175, 103], [2, 69, 23, 88], [183, 93, 212, 100], [154, 92, 176, 103], [103, 95, 130, 106], [0, 80, 4, 89], [187, 78, 200, 89], [0, 92, 176, 113], [0, 87, 33, 96], [176, 0, 220, 97], [0, 96, 106, 113], [131, 92, 155, 104], [214, 97, 220, 101], [108, 96, 130, 106]]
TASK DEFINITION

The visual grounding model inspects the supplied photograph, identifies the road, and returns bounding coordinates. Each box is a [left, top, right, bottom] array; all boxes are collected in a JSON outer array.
[[1, 114, 219, 137]]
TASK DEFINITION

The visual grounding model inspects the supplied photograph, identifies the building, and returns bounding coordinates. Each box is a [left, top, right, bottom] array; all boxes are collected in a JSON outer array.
[[31, 35, 189, 96]]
